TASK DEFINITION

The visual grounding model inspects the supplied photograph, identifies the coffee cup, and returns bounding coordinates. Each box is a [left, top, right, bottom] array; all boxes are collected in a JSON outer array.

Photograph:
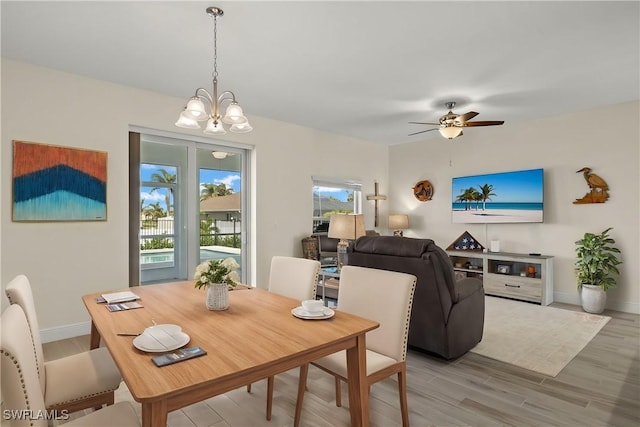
[[301, 299, 324, 313]]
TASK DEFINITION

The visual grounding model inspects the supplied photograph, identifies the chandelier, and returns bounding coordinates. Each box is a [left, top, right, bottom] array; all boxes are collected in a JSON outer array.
[[175, 7, 252, 135]]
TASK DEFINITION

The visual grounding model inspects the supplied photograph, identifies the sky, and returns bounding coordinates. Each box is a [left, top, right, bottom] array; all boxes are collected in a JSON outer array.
[[314, 186, 351, 202], [139, 165, 350, 211], [140, 164, 241, 210], [451, 168, 544, 203]]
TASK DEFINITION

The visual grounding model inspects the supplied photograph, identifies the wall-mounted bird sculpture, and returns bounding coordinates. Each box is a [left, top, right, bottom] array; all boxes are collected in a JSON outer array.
[[574, 167, 609, 204]]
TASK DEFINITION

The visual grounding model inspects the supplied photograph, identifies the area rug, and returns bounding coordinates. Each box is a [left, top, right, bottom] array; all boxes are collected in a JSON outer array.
[[470, 296, 610, 377]]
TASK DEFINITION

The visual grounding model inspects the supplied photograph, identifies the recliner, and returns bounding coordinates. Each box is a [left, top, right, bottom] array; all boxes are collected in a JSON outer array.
[[349, 236, 485, 359]]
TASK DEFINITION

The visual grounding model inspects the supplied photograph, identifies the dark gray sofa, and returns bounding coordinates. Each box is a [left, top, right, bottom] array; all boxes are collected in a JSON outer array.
[[348, 235, 484, 359]]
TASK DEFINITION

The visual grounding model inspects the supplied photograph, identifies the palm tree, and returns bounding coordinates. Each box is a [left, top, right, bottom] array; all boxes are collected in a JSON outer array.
[[200, 183, 233, 201], [150, 169, 176, 216], [455, 192, 467, 210], [478, 184, 496, 211], [142, 202, 165, 221], [469, 188, 481, 210], [457, 187, 480, 211]]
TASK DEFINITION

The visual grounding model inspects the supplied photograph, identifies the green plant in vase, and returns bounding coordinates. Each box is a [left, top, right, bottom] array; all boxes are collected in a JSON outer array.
[[575, 227, 622, 313], [194, 258, 239, 310]]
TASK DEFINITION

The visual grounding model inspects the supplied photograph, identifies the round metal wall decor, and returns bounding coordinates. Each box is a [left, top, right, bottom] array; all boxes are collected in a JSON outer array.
[[413, 180, 433, 201]]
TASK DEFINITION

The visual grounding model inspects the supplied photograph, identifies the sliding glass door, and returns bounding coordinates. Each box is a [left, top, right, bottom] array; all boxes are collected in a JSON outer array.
[[134, 133, 250, 285]]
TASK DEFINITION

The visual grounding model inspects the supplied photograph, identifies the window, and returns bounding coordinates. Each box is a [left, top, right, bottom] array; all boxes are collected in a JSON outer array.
[[312, 177, 362, 233]]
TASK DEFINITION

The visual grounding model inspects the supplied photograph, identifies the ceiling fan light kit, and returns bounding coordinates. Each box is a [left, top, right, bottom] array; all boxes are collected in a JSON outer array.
[[410, 101, 504, 139], [175, 6, 253, 135], [439, 125, 463, 139]]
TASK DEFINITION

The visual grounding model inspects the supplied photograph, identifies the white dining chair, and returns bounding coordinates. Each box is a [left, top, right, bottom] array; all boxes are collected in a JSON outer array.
[[267, 255, 321, 301], [5, 274, 122, 414], [294, 265, 417, 427], [247, 256, 321, 420], [1, 304, 140, 426]]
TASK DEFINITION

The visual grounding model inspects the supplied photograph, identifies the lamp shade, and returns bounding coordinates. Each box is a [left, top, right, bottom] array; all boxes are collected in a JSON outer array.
[[222, 102, 247, 124], [184, 97, 208, 121], [328, 214, 365, 241], [229, 122, 253, 133], [389, 214, 409, 230], [204, 119, 227, 135], [439, 125, 463, 139], [175, 111, 201, 129]]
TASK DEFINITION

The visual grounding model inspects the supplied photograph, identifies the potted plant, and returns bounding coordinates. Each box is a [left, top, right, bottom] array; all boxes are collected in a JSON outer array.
[[194, 258, 240, 310], [575, 227, 622, 313]]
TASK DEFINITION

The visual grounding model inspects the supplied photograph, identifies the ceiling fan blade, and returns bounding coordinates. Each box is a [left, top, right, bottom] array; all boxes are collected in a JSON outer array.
[[456, 111, 479, 122], [461, 120, 504, 127], [408, 121, 440, 126], [408, 128, 439, 136]]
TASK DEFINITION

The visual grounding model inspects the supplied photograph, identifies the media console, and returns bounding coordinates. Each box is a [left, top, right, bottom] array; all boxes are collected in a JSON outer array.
[[446, 250, 554, 305]]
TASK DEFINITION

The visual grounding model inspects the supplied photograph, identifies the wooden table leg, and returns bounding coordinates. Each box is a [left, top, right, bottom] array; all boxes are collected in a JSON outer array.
[[141, 401, 168, 427], [89, 320, 101, 349], [346, 333, 369, 427]]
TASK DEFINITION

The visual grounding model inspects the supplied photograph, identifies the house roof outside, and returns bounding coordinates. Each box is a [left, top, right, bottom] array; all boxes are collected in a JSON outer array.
[[200, 193, 240, 213]]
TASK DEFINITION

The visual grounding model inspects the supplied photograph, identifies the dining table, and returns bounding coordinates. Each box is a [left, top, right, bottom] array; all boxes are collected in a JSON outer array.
[[82, 281, 379, 427]]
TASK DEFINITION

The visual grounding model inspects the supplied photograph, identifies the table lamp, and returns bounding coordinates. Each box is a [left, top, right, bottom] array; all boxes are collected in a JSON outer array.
[[328, 214, 365, 271], [389, 214, 409, 236]]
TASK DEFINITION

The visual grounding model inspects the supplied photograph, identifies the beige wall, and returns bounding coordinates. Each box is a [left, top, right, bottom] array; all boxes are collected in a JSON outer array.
[[388, 101, 639, 313], [0, 60, 388, 340], [2, 60, 637, 344]]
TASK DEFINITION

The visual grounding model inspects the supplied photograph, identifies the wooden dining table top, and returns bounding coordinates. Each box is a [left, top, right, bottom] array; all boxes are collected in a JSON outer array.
[[82, 281, 379, 425]]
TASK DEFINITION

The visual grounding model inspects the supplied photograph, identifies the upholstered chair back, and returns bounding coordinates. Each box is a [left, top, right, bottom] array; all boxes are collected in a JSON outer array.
[[268, 256, 320, 301], [338, 266, 417, 362], [5, 274, 46, 392], [1, 304, 49, 427]]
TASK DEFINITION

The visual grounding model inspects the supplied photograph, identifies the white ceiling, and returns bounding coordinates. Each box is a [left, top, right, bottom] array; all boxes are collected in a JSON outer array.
[[2, 1, 639, 145]]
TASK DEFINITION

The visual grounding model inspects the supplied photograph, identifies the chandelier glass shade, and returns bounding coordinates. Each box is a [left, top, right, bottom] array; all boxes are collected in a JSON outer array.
[[175, 7, 252, 135]]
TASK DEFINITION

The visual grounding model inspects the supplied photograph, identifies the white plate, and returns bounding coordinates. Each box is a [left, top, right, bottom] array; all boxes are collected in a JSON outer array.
[[133, 325, 190, 353], [291, 306, 335, 320], [144, 324, 182, 335]]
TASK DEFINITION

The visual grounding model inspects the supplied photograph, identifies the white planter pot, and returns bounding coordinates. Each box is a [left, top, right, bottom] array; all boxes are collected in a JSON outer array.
[[580, 284, 607, 314], [206, 284, 229, 311]]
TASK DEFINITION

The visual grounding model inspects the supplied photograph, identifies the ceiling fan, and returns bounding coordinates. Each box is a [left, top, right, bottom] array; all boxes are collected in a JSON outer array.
[[409, 101, 504, 139]]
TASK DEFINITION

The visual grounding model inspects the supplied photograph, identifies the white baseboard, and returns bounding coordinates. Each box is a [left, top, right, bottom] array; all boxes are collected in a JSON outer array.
[[40, 321, 91, 344], [554, 291, 640, 315]]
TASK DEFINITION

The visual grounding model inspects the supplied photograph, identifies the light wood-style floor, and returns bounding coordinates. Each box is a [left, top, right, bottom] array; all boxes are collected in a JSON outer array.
[[45, 303, 639, 427]]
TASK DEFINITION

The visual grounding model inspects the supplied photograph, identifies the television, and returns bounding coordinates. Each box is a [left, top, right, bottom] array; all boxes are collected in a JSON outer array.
[[452, 168, 544, 224]]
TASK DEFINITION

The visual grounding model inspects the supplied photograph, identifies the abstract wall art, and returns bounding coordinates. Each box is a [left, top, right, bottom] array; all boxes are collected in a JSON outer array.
[[12, 140, 107, 221]]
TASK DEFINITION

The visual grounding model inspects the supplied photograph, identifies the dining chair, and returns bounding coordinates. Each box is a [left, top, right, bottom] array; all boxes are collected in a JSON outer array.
[[1, 304, 140, 426], [294, 265, 417, 427], [247, 256, 321, 420], [5, 274, 122, 414]]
